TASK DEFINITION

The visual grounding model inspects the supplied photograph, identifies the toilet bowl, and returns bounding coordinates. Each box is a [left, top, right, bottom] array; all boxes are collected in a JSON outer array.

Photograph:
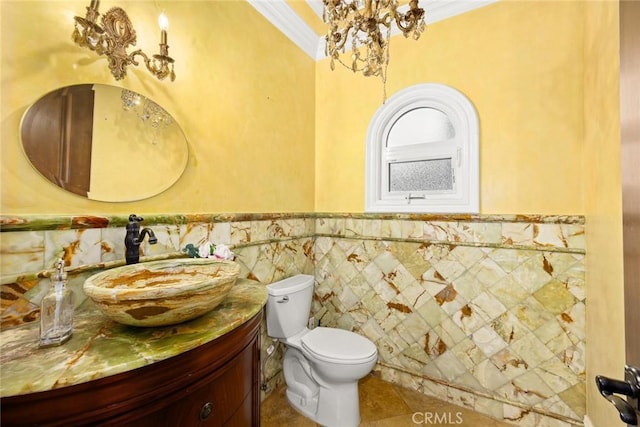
[[266, 275, 378, 427]]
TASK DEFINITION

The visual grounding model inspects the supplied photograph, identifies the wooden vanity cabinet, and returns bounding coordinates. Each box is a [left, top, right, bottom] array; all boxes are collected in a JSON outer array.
[[1, 312, 262, 427]]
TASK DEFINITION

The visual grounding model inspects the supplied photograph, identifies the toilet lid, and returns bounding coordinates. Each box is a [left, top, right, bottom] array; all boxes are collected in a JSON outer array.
[[301, 327, 377, 362]]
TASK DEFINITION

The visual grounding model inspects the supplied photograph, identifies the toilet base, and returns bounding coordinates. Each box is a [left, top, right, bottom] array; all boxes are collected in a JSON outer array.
[[286, 381, 361, 427]]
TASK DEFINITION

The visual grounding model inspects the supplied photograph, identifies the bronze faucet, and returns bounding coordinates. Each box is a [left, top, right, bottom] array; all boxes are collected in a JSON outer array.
[[125, 214, 158, 264]]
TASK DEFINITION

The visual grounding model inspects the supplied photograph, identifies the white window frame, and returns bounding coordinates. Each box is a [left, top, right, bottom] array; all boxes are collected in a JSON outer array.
[[365, 83, 479, 213]]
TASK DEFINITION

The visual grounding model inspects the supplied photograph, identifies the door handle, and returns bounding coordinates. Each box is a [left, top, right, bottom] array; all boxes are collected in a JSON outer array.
[[596, 369, 640, 425]]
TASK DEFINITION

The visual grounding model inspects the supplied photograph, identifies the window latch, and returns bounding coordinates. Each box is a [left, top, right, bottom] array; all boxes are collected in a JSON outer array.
[[405, 193, 426, 204]]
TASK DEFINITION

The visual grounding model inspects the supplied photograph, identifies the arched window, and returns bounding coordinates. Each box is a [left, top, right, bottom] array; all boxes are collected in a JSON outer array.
[[365, 83, 479, 213]]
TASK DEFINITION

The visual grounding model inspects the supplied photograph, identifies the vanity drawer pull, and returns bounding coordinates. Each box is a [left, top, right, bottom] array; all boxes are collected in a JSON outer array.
[[199, 402, 214, 420]]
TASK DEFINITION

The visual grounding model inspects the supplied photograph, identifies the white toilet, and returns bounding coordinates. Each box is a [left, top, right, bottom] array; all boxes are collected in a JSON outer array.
[[266, 274, 378, 427]]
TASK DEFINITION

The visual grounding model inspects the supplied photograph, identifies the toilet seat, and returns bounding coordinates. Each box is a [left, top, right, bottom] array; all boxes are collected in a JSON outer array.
[[301, 327, 377, 364]]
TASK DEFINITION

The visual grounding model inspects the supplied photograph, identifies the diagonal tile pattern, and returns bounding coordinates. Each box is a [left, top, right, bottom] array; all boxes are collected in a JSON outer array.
[[0, 213, 585, 427], [312, 216, 585, 426]]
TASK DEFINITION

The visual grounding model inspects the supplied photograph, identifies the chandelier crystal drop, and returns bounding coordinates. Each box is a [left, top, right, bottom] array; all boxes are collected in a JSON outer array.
[[121, 89, 173, 129], [323, 0, 426, 99]]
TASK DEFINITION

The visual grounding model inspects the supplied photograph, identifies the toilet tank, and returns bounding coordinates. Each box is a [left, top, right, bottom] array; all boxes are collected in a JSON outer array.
[[265, 274, 314, 339]]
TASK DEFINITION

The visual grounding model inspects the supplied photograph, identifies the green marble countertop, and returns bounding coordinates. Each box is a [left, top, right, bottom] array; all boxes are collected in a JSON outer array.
[[0, 279, 267, 398]]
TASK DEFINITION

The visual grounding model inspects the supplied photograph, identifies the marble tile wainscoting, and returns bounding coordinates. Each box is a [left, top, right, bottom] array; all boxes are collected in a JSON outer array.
[[0, 213, 315, 397], [1, 212, 585, 426], [313, 214, 585, 427]]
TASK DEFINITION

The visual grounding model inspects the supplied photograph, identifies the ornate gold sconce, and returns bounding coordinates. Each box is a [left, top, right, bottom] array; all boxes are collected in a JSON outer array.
[[72, 1, 176, 81]]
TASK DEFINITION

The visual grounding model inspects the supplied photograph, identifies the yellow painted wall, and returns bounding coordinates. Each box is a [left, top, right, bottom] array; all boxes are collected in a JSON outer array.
[[583, 2, 626, 427], [315, 1, 585, 214], [0, 0, 316, 215], [316, 5, 627, 425], [0, 1, 629, 425]]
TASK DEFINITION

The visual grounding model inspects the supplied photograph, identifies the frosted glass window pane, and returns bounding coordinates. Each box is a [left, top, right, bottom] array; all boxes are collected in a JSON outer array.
[[387, 108, 455, 147], [389, 158, 453, 192]]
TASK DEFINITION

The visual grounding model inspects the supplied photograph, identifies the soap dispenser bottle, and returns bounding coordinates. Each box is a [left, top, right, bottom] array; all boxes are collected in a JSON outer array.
[[39, 258, 74, 348]]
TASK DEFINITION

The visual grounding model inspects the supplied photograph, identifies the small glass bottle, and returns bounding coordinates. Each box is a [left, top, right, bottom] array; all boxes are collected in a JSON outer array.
[[39, 258, 74, 348]]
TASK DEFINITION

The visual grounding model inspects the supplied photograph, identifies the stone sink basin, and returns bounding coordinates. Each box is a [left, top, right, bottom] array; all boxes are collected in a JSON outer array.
[[83, 258, 240, 327]]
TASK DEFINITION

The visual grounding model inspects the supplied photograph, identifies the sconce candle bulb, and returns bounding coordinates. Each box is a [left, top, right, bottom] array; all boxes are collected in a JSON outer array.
[[72, 2, 176, 81], [159, 13, 169, 30], [159, 13, 168, 44]]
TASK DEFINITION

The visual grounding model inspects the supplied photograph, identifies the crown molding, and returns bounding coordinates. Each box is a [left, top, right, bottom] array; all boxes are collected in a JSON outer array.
[[248, 0, 499, 61], [425, 0, 499, 24], [305, 0, 324, 19], [246, 0, 319, 59]]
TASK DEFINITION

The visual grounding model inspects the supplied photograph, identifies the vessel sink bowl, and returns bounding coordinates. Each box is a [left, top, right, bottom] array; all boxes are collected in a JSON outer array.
[[83, 258, 240, 327]]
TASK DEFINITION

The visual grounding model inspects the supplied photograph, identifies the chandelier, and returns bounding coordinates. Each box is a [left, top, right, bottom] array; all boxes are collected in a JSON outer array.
[[121, 89, 173, 129], [323, 0, 426, 98], [72, 1, 175, 81]]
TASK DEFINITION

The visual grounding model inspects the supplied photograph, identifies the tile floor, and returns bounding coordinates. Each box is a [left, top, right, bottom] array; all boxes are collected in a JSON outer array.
[[261, 374, 514, 426]]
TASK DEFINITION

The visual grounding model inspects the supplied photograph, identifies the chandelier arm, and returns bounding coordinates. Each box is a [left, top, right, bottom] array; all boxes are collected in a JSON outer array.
[[395, 17, 414, 33], [335, 24, 354, 51], [395, 10, 424, 33], [372, 0, 385, 16], [364, 0, 373, 17], [346, 1, 359, 17], [379, 11, 393, 28], [326, 19, 354, 53], [395, 0, 425, 34]]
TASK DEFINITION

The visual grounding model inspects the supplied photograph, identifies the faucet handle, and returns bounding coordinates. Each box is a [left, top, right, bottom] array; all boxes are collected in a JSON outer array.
[[129, 214, 143, 223]]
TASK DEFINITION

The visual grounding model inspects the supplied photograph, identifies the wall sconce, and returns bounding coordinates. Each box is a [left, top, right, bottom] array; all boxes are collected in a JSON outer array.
[[72, 1, 176, 81]]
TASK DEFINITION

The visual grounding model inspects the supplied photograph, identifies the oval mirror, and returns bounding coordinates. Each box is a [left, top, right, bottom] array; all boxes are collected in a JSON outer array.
[[20, 84, 188, 202]]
